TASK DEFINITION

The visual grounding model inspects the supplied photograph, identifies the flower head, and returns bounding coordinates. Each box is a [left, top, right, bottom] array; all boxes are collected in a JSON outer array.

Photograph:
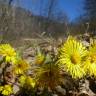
[[13, 59, 30, 74], [19, 75, 36, 88], [0, 44, 17, 63], [83, 44, 96, 77], [0, 85, 13, 96], [26, 76, 36, 88], [35, 48, 45, 65], [57, 37, 87, 79], [35, 64, 62, 89]]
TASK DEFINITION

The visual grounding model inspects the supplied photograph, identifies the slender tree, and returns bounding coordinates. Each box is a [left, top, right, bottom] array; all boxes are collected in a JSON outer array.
[[84, 0, 96, 33]]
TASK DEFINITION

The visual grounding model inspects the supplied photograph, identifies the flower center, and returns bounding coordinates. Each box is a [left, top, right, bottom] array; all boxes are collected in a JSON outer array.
[[18, 63, 23, 68], [71, 53, 80, 64]]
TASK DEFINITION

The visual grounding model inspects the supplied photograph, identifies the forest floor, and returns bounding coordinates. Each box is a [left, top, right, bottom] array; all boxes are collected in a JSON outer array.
[[13, 37, 96, 96]]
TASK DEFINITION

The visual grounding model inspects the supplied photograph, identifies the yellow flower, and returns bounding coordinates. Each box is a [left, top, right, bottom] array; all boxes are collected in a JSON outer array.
[[0, 44, 17, 63], [57, 37, 87, 79], [83, 44, 96, 77], [19, 75, 26, 86], [19, 75, 36, 88], [0, 86, 3, 92], [0, 85, 13, 96], [35, 48, 45, 65], [26, 76, 36, 88], [13, 59, 30, 74], [35, 64, 62, 89]]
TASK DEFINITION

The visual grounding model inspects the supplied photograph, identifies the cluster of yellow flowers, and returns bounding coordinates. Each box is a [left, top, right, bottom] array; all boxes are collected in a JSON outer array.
[[1, 36, 96, 95], [57, 36, 96, 79], [0, 44, 32, 96]]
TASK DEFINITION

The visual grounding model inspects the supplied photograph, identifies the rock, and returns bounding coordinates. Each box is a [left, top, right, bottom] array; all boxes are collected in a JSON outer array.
[[52, 94, 58, 96], [79, 79, 96, 96], [55, 86, 66, 95], [82, 41, 89, 47], [78, 91, 90, 96]]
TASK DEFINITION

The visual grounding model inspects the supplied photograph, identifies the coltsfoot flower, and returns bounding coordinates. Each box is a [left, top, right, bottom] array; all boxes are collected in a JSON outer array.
[[19, 75, 36, 88], [35, 64, 62, 89], [35, 48, 45, 65], [0, 44, 17, 63], [0, 85, 13, 96], [83, 44, 96, 77], [57, 37, 87, 79], [13, 59, 30, 74]]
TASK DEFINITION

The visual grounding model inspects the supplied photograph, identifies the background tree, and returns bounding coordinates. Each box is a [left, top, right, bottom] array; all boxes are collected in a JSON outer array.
[[84, 0, 96, 34], [0, 0, 69, 44]]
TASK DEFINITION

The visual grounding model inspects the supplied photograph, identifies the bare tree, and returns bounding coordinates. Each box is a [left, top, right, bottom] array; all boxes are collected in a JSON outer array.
[[8, 0, 14, 5], [0, 0, 15, 43], [84, 0, 96, 33]]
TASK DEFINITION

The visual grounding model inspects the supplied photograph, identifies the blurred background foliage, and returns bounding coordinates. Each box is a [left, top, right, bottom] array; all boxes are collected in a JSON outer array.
[[0, 0, 96, 44]]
